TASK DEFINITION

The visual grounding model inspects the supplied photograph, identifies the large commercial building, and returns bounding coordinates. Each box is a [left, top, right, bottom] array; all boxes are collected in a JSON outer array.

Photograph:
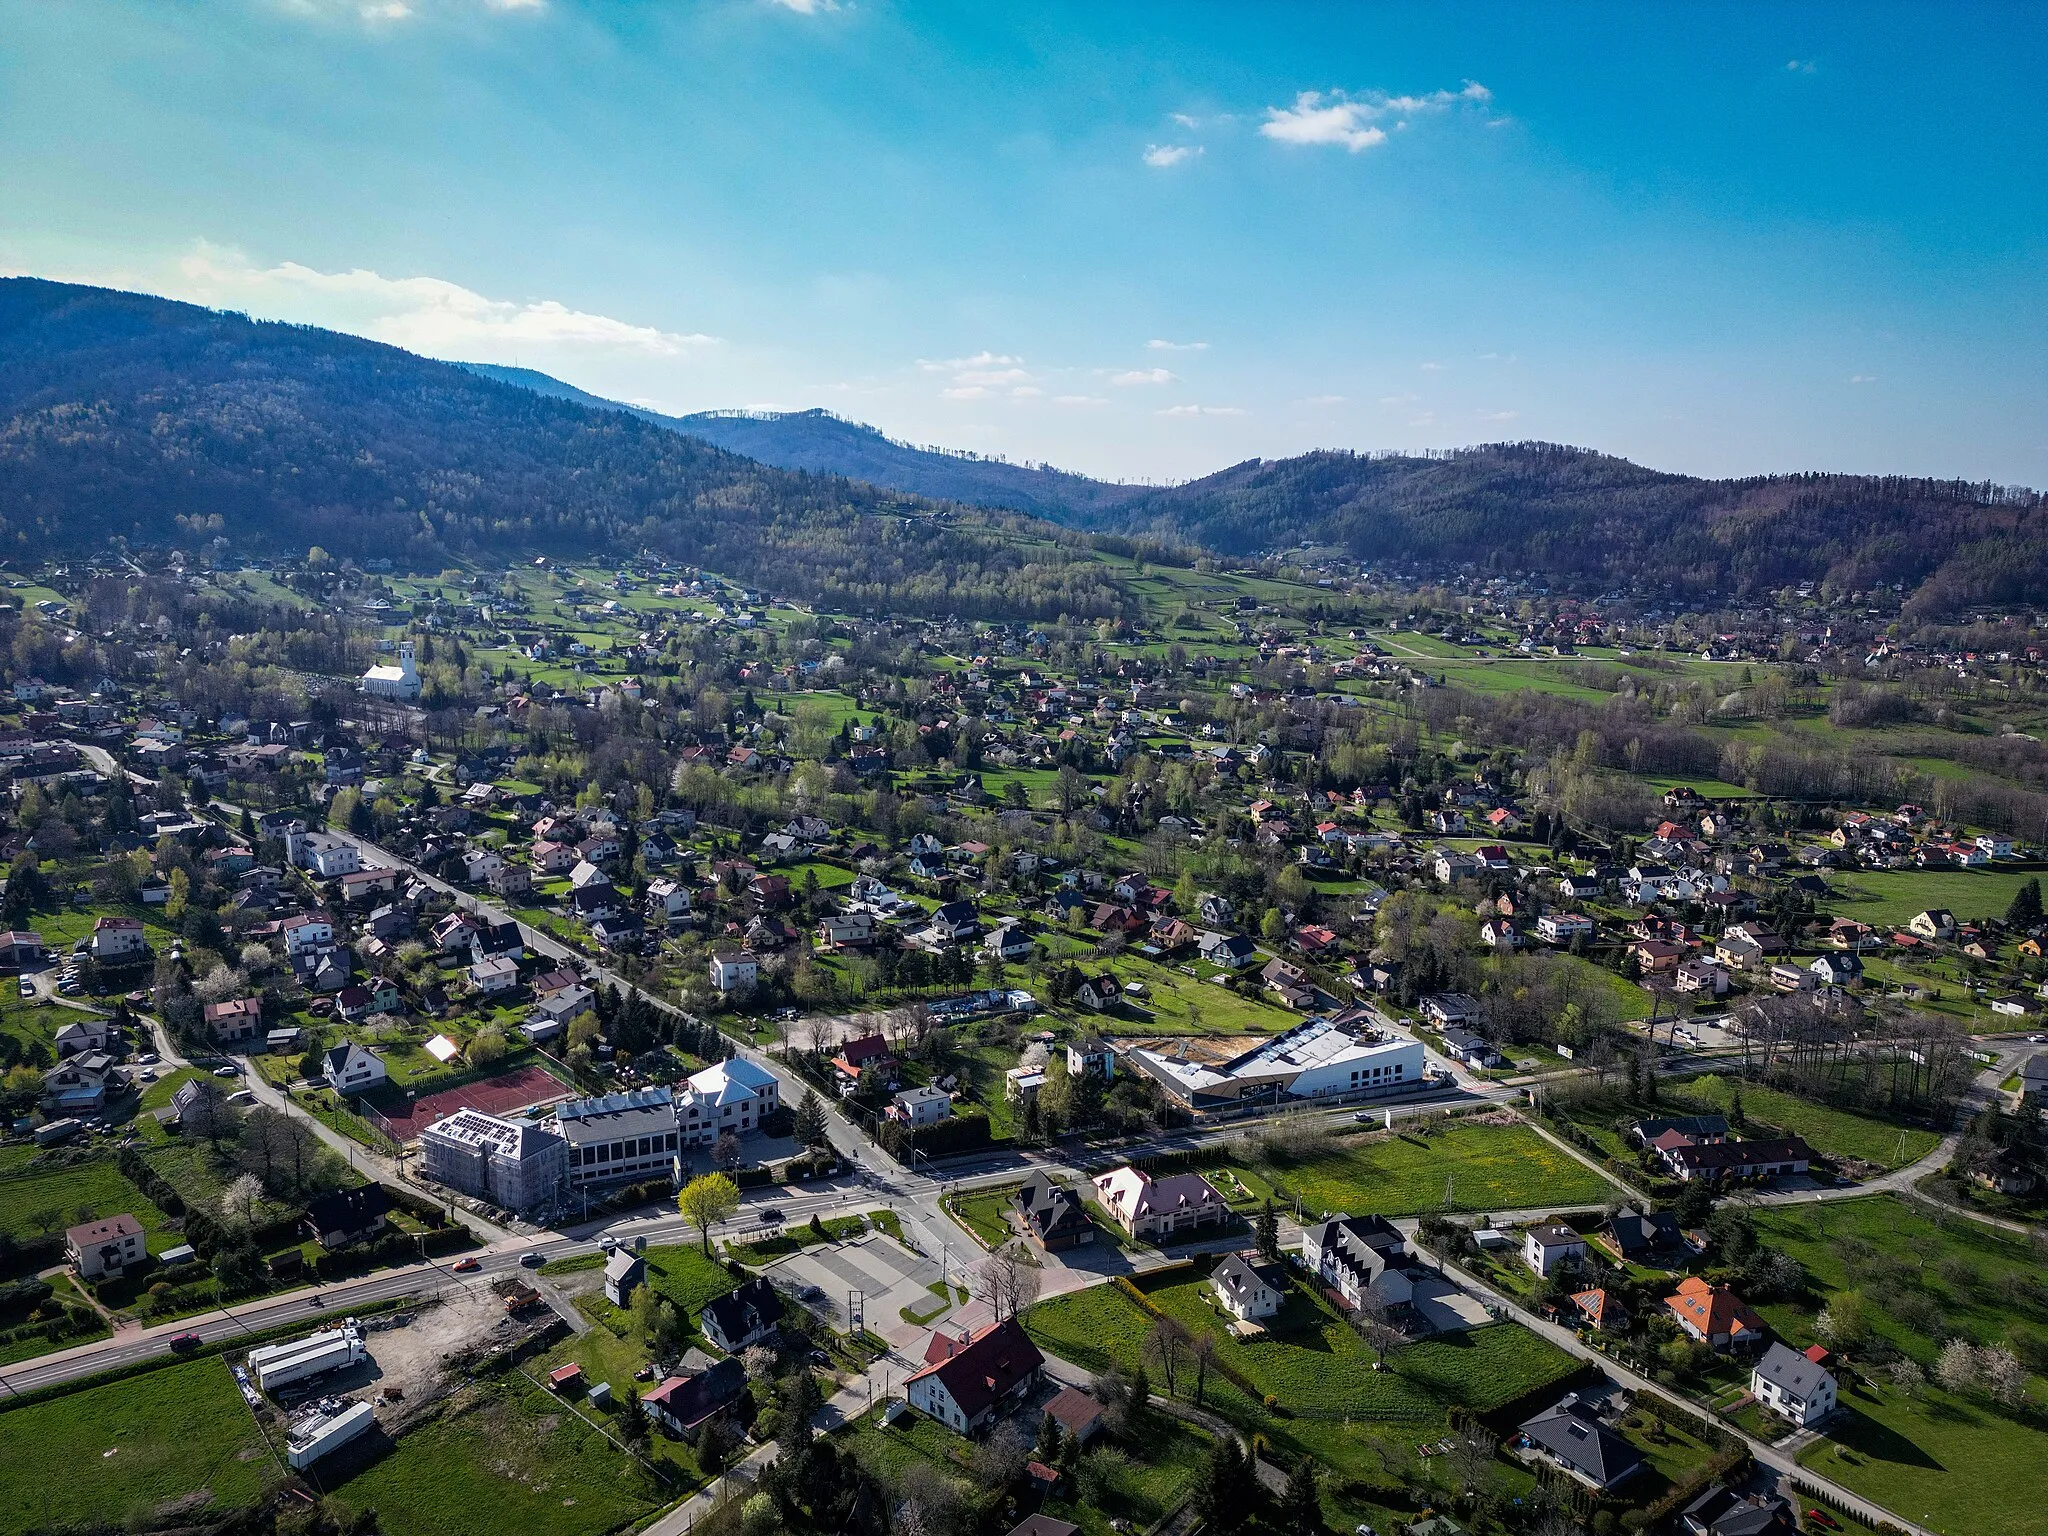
[[1125, 1015, 1425, 1110], [418, 1108, 568, 1215], [550, 1086, 682, 1190]]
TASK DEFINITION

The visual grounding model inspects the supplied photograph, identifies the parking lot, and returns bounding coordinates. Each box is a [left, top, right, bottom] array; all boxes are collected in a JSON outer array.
[[764, 1231, 960, 1340]]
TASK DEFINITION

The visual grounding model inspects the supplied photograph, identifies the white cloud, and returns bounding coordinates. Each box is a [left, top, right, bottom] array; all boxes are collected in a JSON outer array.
[[919, 350, 1021, 373], [1300, 394, 1345, 405], [941, 385, 991, 400], [1157, 404, 1246, 417], [1010, 385, 1043, 398], [1146, 339, 1209, 352], [765, 0, 839, 12], [1849, 374, 1877, 384], [1112, 367, 1177, 386], [361, 1, 411, 17], [1170, 113, 1202, 129], [1260, 81, 1490, 152], [1143, 144, 1202, 168], [1419, 361, 1442, 372], [1053, 394, 1108, 407], [1475, 409, 1518, 421], [1786, 58, 1817, 74], [953, 365, 1030, 386], [172, 244, 716, 359]]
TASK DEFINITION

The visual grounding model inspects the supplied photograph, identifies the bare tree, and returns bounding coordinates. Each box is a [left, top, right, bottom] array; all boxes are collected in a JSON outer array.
[[1352, 1289, 1405, 1367], [1144, 1315, 1190, 1400], [972, 1240, 1041, 1322], [1189, 1330, 1219, 1406]]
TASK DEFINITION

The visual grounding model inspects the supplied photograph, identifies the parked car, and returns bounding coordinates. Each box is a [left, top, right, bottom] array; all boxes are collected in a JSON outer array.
[[15, 978, 31, 998], [212, 1065, 239, 1078], [137, 1052, 159, 1065]]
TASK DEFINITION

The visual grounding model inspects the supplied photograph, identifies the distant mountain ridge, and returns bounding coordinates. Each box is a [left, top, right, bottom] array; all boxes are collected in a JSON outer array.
[[468, 364, 2048, 616], [458, 362, 1152, 521]]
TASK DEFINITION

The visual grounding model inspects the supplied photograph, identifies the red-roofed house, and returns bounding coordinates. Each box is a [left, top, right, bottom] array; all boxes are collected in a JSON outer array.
[[905, 1319, 1045, 1434], [1667, 1276, 1767, 1351]]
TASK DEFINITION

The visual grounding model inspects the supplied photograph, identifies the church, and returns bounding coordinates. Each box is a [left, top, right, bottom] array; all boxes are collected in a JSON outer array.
[[360, 640, 420, 701]]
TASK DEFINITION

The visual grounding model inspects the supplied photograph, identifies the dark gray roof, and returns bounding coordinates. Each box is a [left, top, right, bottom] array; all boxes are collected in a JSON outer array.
[[1681, 1485, 1795, 1536], [1753, 1340, 1832, 1398], [1518, 1398, 1643, 1488], [699, 1276, 784, 1341]]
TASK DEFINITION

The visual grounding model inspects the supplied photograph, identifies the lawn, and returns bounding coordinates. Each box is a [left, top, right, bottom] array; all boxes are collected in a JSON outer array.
[[0, 1357, 277, 1530], [1680, 1074, 1940, 1170], [638, 1243, 742, 1317], [1745, 1195, 2048, 1536], [0, 1153, 174, 1250], [1825, 869, 2039, 930], [326, 1377, 667, 1536], [1240, 1119, 1620, 1219], [943, 1184, 1020, 1249]]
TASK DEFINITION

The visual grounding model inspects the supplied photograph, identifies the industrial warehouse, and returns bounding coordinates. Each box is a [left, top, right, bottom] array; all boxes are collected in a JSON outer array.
[[1122, 1014, 1427, 1111]]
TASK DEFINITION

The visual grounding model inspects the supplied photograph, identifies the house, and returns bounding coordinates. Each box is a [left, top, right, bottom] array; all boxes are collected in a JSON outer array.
[[1438, 1027, 1503, 1070], [1210, 1252, 1285, 1323], [470, 955, 520, 994], [645, 877, 692, 926], [203, 996, 264, 1047], [1038, 1386, 1106, 1447], [2017, 1053, 2048, 1109], [281, 913, 335, 957], [697, 1275, 787, 1353], [1630, 1113, 1729, 1147], [88, 915, 148, 962], [1196, 931, 1260, 969], [889, 1084, 953, 1126], [322, 1041, 388, 1097], [1808, 953, 1862, 988], [708, 951, 757, 993], [984, 922, 1037, 963], [302, 1185, 392, 1249], [1516, 1395, 1643, 1491], [1073, 974, 1120, 1012], [533, 982, 596, 1025], [1065, 1037, 1114, 1080], [645, 1356, 749, 1438], [488, 862, 533, 900], [1675, 959, 1729, 996], [1091, 1166, 1229, 1240], [1679, 1486, 1797, 1536], [829, 1032, 897, 1092], [1014, 1171, 1093, 1251], [1301, 1213, 1414, 1315], [0, 930, 49, 970], [676, 1056, 780, 1146], [1657, 1136, 1812, 1184], [1419, 993, 1481, 1028], [1599, 1206, 1685, 1265], [817, 911, 877, 951], [1523, 1222, 1587, 1277], [604, 1249, 645, 1307], [1750, 1341, 1838, 1427], [1667, 1276, 1767, 1350], [1909, 908, 1957, 942], [1568, 1287, 1628, 1333], [905, 1318, 1045, 1434], [67, 1214, 146, 1280], [52, 1016, 115, 1058], [1535, 913, 1595, 946]]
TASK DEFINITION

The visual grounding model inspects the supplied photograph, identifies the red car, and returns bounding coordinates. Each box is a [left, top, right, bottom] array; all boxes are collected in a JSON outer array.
[[1806, 1512, 1840, 1531], [450, 1257, 482, 1274], [168, 1332, 203, 1352]]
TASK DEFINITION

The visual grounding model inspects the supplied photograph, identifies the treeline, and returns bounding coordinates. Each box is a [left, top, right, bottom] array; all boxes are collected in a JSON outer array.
[[0, 280, 1126, 622]]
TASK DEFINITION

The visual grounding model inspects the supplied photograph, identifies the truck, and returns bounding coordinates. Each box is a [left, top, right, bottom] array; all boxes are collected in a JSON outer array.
[[246, 1323, 367, 1394], [285, 1400, 377, 1468], [34, 1118, 82, 1147]]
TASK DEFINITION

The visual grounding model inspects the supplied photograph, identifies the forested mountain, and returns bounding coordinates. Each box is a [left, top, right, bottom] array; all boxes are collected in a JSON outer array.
[[480, 362, 2047, 616], [462, 363, 1148, 521], [0, 280, 1125, 620], [1089, 446, 2048, 615]]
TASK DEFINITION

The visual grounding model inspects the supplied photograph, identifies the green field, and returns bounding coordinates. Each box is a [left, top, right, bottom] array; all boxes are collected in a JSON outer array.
[[638, 1243, 743, 1316], [0, 1358, 277, 1530], [1681, 1074, 1940, 1169], [328, 1378, 666, 1536], [1825, 869, 2039, 930], [0, 1154, 172, 1250], [1746, 1196, 2048, 1536], [1241, 1119, 1620, 1218]]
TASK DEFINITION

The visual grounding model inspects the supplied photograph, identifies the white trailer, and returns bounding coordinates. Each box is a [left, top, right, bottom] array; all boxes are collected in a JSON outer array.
[[286, 1400, 376, 1468], [247, 1323, 366, 1394]]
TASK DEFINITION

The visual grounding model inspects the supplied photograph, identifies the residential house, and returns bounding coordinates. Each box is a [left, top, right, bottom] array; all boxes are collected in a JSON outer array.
[[1599, 1206, 1685, 1266], [645, 1356, 749, 1439], [1038, 1387, 1105, 1448], [88, 915, 148, 962], [889, 1085, 953, 1126], [302, 1185, 391, 1248], [470, 955, 520, 994], [699, 1276, 786, 1353], [1523, 1222, 1587, 1277], [203, 997, 264, 1047], [1679, 1486, 1797, 1536], [1908, 908, 1957, 942], [708, 952, 757, 994], [1535, 913, 1595, 946], [1568, 1288, 1628, 1333], [1196, 931, 1260, 970], [1516, 1396, 1644, 1491], [906, 1319, 1045, 1434], [1419, 993, 1481, 1028], [1014, 1172, 1093, 1251], [67, 1214, 146, 1280], [1210, 1252, 1285, 1323], [1301, 1213, 1415, 1315], [1091, 1166, 1229, 1240], [1667, 1276, 1767, 1351], [1750, 1341, 1838, 1427], [604, 1249, 645, 1307], [1656, 1135, 1812, 1184], [1439, 1027, 1503, 1070], [322, 1041, 388, 1097]]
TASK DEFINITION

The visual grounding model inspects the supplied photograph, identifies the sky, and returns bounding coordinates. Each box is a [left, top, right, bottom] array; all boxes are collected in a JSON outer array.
[[3, 1, 2046, 488]]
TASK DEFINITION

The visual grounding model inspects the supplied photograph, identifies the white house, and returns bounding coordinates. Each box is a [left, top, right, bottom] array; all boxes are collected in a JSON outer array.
[[676, 1056, 779, 1146], [905, 1319, 1044, 1435], [1091, 1165, 1229, 1240], [67, 1213, 146, 1280], [889, 1084, 952, 1126], [1750, 1342, 1838, 1427], [322, 1041, 388, 1097], [281, 914, 335, 957], [709, 952, 757, 994], [1210, 1252, 1284, 1323], [470, 955, 520, 994], [1535, 913, 1595, 946], [88, 916, 148, 962], [1523, 1222, 1587, 1277]]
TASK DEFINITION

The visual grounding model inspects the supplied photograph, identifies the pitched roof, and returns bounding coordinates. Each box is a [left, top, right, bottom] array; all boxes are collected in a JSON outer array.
[[1753, 1339, 1833, 1398], [906, 1318, 1044, 1418], [1518, 1397, 1643, 1487], [1667, 1276, 1766, 1341], [699, 1276, 784, 1341], [303, 1184, 391, 1235]]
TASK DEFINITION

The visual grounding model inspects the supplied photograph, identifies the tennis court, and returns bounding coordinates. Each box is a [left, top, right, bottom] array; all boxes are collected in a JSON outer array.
[[366, 1063, 574, 1142]]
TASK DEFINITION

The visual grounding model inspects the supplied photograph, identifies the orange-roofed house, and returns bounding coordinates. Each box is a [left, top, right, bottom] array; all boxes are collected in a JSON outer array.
[[1666, 1276, 1766, 1351]]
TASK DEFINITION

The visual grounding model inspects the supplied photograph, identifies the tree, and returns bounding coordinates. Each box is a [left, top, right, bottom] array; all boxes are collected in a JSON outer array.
[[972, 1241, 1041, 1322], [1279, 1454, 1324, 1534], [2008, 878, 2043, 928], [793, 1089, 827, 1148], [1143, 1315, 1190, 1399], [1189, 1329, 1219, 1406], [677, 1171, 741, 1254], [1255, 1199, 1280, 1262], [1191, 1436, 1252, 1534]]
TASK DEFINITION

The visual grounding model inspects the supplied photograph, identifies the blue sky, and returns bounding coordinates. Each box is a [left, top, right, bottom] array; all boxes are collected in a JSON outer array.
[[3, 1, 2045, 487]]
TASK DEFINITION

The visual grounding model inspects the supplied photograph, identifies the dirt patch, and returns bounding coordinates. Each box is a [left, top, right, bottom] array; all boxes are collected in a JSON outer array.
[[351, 1287, 534, 1420]]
